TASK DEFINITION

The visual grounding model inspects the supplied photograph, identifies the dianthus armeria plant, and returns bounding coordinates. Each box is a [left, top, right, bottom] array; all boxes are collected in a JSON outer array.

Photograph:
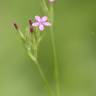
[[13, 0, 60, 96]]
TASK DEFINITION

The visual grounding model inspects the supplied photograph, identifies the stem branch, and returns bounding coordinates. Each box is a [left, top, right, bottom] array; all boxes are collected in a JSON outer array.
[[27, 49, 53, 96]]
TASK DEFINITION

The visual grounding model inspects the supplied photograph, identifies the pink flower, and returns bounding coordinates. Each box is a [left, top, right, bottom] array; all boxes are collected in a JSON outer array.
[[32, 16, 51, 31]]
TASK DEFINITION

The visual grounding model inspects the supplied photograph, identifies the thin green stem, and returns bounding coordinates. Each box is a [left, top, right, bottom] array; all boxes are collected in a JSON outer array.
[[35, 60, 53, 96], [50, 5, 60, 96], [18, 30, 25, 41], [28, 49, 53, 96], [41, 0, 49, 15]]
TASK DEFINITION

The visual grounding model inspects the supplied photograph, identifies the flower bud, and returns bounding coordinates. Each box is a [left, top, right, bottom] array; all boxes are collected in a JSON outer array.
[[49, 0, 55, 3], [29, 19, 32, 26], [28, 19, 34, 33], [13, 23, 19, 30], [29, 27, 34, 33]]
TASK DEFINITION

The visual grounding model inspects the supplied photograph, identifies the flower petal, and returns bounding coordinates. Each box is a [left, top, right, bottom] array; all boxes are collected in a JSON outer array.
[[39, 24, 44, 31], [32, 22, 39, 26], [35, 16, 41, 22], [41, 16, 48, 22], [43, 22, 51, 26]]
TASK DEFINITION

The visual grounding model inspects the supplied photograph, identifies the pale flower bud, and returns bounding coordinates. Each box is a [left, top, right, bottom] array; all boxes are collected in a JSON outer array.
[[49, 0, 55, 3]]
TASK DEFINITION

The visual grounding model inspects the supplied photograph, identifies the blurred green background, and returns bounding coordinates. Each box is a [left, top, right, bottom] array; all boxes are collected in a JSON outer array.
[[0, 0, 96, 96]]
